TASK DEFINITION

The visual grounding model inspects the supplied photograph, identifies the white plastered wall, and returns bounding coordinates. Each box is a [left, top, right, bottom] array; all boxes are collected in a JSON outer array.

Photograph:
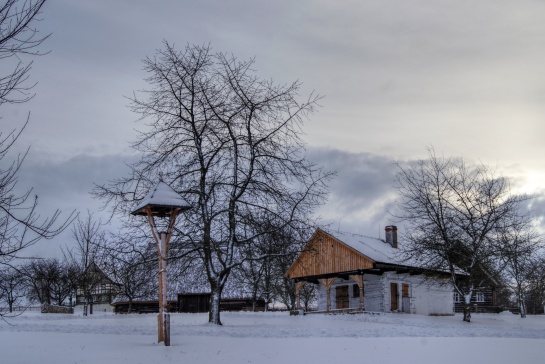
[[316, 272, 453, 315]]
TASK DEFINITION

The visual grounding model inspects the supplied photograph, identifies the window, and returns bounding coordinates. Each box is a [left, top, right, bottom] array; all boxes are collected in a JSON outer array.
[[453, 293, 461, 303], [476, 292, 485, 302], [353, 284, 360, 298]]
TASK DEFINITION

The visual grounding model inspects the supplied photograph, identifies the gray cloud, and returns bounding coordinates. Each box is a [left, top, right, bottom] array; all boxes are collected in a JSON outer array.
[[4, 0, 545, 256], [13, 153, 135, 258], [11, 147, 545, 260], [17, 154, 135, 213], [307, 147, 401, 237]]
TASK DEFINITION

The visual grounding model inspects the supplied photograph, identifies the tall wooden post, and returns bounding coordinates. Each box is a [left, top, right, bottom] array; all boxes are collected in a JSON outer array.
[[148, 214, 176, 345], [157, 232, 167, 343], [131, 180, 192, 346]]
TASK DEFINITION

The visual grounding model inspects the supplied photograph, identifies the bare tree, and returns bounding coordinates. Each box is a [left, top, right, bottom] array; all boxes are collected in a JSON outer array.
[[395, 149, 534, 322], [22, 257, 72, 305], [49, 259, 75, 306], [95, 43, 331, 325], [232, 218, 310, 311], [22, 259, 51, 304], [0, 0, 75, 267], [232, 251, 266, 311], [0, 0, 49, 106], [497, 220, 541, 318], [298, 283, 317, 311], [64, 212, 107, 315], [101, 236, 155, 314], [0, 265, 27, 314], [523, 253, 545, 314]]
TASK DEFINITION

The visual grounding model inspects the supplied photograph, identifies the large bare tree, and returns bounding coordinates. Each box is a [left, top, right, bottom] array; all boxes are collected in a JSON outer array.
[[0, 0, 49, 106], [0, 0, 74, 267], [96, 43, 331, 325], [395, 149, 535, 322]]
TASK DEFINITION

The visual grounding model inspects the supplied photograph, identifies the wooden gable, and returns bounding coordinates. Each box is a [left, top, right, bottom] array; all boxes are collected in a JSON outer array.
[[286, 228, 375, 280]]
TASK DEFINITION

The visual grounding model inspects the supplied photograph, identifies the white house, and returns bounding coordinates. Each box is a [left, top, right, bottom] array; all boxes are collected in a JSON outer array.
[[286, 227, 454, 316]]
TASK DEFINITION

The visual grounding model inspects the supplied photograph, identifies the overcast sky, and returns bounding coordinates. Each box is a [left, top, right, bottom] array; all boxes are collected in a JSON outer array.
[[4, 0, 545, 257]]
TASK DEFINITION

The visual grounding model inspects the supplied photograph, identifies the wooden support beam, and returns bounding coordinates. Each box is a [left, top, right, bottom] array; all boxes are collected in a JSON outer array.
[[295, 281, 306, 310], [350, 275, 365, 311], [318, 278, 336, 312]]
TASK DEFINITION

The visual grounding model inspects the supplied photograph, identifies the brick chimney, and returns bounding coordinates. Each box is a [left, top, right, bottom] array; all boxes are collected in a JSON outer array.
[[385, 225, 398, 248]]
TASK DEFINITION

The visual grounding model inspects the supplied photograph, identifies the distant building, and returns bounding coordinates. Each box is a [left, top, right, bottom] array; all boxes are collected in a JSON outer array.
[[75, 263, 119, 313], [177, 293, 266, 313], [112, 294, 265, 314], [453, 288, 501, 313]]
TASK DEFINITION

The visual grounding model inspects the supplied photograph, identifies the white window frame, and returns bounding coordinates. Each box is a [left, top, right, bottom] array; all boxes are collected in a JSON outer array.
[[453, 292, 461, 303], [476, 292, 485, 302]]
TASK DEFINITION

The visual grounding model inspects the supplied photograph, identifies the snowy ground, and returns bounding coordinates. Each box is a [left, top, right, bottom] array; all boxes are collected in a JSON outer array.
[[1, 310, 544, 364]]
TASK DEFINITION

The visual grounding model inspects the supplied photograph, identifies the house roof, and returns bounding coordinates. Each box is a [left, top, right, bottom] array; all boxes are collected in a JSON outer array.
[[286, 227, 438, 280], [321, 228, 408, 266]]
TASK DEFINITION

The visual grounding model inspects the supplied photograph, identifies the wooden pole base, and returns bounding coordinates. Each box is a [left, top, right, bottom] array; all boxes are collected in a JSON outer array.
[[164, 314, 170, 346], [158, 314, 164, 343]]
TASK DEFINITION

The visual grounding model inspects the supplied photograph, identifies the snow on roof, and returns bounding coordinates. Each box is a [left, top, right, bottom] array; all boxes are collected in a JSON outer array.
[[320, 228, 463, 274], [320, 228, 414, 267], [131, 180, 192, 216]]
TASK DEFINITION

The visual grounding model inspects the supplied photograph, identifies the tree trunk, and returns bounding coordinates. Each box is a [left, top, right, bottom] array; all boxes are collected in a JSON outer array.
[[263, 270, 270, 312], [251, 287, 258, 312], [463, 293, 472, 322], [462, 303, 471, 322], [209, 287, 223, 325], [519, 291, 526, 318]]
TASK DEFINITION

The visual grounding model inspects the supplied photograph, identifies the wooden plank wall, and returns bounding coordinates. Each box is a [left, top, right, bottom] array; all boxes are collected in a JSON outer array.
[[286, 229, 374, 279]]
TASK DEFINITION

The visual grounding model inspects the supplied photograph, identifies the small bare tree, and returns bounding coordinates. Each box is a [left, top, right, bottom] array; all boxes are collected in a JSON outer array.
[[64, 212, 107, 315], [22, 257, 72, 305], [100, 236, 155, 314], [525, 254, 545, 314], [497, 220, 541, 318], [0, 265, 27, 314], [395, 149, 534, 322], [233, 218, 311, 311]]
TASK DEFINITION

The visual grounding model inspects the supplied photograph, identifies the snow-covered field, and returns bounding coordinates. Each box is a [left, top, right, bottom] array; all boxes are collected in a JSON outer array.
[[1, 310, 544, 364]]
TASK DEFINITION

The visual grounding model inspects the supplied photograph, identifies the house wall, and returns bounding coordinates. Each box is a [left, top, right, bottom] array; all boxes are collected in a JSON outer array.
[[409, 278, 453, 315], [363, 274, 384, 312], [317, 277, 361, 311], [453, 287, 499, 313], [316, 273, 453, 315]]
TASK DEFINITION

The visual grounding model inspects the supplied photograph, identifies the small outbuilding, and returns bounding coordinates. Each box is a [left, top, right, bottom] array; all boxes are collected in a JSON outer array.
[[75, 262, 119, 313], [286, 227, 455, 316], [177, 293, 266, 313]]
